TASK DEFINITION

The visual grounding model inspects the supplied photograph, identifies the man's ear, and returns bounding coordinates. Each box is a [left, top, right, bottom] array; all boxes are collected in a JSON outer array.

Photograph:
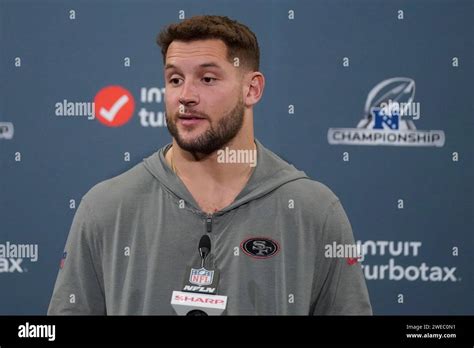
[[243, 72, 265, 107]]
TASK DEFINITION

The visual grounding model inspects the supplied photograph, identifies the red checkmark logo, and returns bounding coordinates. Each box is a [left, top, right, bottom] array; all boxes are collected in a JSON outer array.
[[94, 85, 135, 127]]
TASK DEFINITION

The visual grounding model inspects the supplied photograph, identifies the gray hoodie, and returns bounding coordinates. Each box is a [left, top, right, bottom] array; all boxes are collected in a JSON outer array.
[[48, 140, 372, 315]]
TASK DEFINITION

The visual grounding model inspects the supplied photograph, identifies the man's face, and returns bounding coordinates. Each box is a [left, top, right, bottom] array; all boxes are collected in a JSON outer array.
[[164, 39, 245, 155]]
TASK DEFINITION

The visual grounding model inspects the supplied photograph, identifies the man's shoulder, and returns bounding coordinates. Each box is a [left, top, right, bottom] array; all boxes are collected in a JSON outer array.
[[82, 161, 154, 209], [277, 177, 341, 215]]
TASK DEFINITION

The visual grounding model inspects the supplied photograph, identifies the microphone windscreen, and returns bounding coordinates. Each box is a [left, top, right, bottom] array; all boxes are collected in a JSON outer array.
[[199, 235, 211, 254]]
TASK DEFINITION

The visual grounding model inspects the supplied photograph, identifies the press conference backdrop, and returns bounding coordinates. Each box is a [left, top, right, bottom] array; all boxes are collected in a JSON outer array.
[[1, 0, 472, 315]]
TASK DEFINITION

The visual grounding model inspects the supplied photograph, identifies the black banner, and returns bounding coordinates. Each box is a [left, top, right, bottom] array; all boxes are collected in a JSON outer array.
[[0, 316, 472, 345]]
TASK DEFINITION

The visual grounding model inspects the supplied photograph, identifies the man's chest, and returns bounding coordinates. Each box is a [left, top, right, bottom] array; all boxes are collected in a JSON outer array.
[[181, 182, 243, 214], [101, 209, 318, 314]]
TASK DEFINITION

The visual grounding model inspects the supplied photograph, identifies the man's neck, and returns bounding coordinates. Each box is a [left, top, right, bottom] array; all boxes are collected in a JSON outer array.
[[166, 137, 256, 185], [165, 137, 257, 213]]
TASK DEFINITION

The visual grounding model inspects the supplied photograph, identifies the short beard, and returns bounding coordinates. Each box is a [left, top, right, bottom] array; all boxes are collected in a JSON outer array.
[[166, 96, 245, 156]]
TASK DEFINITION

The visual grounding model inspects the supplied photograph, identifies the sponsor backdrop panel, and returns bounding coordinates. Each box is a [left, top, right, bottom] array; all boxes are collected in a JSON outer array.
[[0, 0, 472, 314]]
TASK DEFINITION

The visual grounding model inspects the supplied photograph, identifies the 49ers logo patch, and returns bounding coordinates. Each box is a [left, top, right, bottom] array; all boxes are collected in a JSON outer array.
[[241, 237, 280, 259]]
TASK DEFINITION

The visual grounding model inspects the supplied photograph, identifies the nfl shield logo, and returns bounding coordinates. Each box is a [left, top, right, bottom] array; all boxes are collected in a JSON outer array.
[[189, 267, 214, 286]]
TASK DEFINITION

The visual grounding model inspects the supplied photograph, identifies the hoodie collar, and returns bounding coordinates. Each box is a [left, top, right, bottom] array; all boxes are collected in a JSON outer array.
[[143, 139, 308, 215]]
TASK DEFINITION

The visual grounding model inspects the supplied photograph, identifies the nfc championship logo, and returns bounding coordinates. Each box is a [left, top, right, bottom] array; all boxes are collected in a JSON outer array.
[[189, 267, 214, 286], [327, 77, 445, 147]]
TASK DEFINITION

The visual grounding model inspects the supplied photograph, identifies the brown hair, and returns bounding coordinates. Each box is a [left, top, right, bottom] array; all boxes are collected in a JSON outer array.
[[157, 15, 260, 72]]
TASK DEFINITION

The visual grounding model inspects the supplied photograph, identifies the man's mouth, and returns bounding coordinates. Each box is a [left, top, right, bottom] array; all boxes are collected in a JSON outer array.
[[178, 113, 206, 120], [178, 113, 207, 126]]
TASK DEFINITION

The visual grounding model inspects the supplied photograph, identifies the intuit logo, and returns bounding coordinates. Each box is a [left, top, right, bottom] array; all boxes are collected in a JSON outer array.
[[356, 240, 459, 282]]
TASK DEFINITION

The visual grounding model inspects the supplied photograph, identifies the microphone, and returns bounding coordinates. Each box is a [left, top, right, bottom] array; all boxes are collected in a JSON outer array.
[[171, 235, 228, 316], [199, 235, 211, 268]]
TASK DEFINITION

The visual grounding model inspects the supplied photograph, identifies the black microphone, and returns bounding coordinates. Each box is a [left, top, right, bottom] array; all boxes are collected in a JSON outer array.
[[199, 235, 211, 268], [171, 234, 227, 316]]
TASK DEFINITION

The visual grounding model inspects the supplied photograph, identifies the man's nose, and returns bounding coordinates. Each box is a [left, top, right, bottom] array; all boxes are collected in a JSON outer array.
[[178, 81, 199, 106]]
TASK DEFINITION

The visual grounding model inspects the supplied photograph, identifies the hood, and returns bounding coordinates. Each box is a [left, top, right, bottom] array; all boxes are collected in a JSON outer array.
[[143, 139, 308, 215]]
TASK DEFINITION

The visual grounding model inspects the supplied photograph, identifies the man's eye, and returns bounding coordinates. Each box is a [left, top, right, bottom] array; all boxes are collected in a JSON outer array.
[[169, 78, 182, 85], [202, 77, 217, 84]]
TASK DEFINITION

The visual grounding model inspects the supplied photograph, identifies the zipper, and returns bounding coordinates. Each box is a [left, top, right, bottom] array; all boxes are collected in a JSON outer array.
[[206, 214, 213, 233]]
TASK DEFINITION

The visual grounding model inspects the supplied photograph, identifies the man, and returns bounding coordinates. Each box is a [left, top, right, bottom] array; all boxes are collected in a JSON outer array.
[[48, 15, 372, 315]]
